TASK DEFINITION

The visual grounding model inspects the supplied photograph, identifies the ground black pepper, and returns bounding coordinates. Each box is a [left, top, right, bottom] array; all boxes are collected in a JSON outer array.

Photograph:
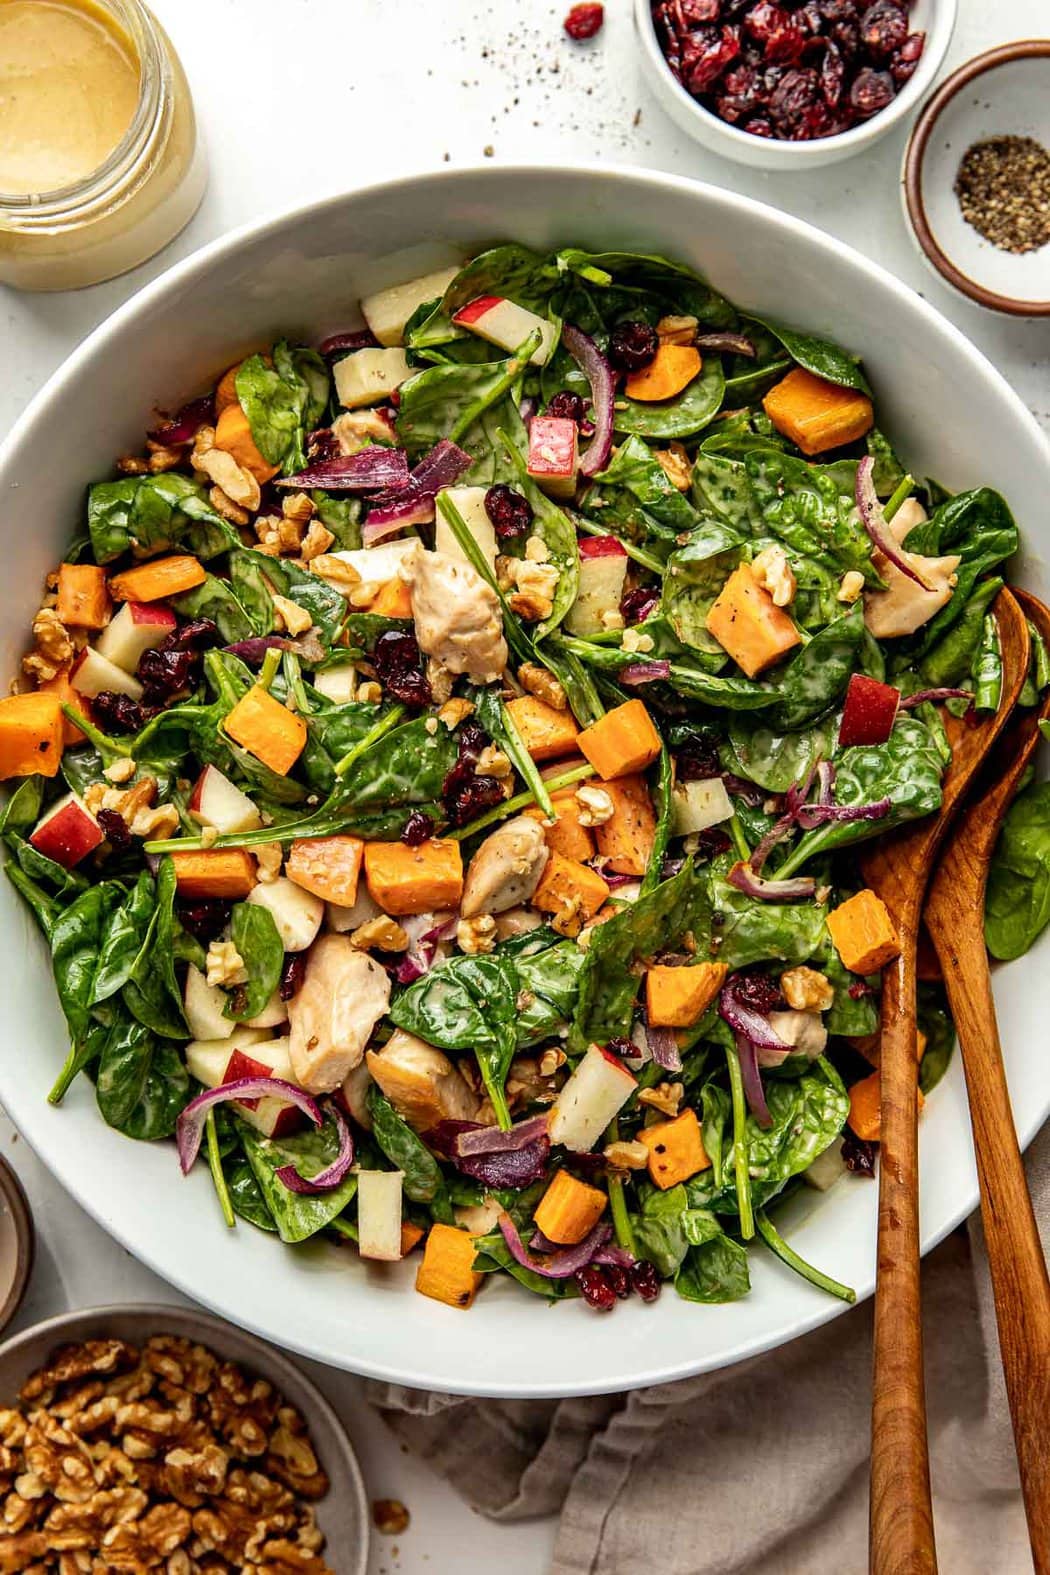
[[954, 135, 1050, 255]]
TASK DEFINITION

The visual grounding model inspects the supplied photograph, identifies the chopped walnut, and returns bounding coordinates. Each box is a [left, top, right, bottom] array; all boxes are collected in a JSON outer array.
[[350, 916, 409, 952], [575, 783, 614, 827], [600, 609, 625, 631], [456, 914, 497, 955], [116, 454, 151, 476], [621, 626, 654, 655], [346, 580, 381, 609], [517, 662, 567, 710], [780, 965, 835, 1013], [299, 521, 335, 563], [23, 607, 74, 682], [426, 657, 454, 706], [128, 803, 180, 841], [277, 514, 307, 554], [639, 1081, 684, 1119], [145, 441, 184, 474], [332, 410, 395, 453], [751, 544, 796, 608], [523, 534, 550, 563], [193, 445, 261, 512], [103, 758, 137, 785], [271, 595, 313, 637], [475, 744, 511, 778], [657, 313, 698, 345], [208, 485, 251, 527], [206, 941, 247, 988], [309, 554, 361, 591], [603, 1139, 650, 1170], [549, 895, 584, 938], [538, 1047, 566, 1078], [356, 680, 382, 704], [437, 696, 474, 730], [254, 843, 283, 883], [838, 569, 865, 604], [510, 589, 553, 622], [653, 442, 692, 491], [281, 492, 315, 525], [255, 515, 283, 550]]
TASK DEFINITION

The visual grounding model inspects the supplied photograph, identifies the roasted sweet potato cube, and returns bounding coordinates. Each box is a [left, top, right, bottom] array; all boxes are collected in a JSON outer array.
[[594, 773, 656, 876], [577, 701, 661, 780], [400, 1221, 425, 1256], [170, 848, 257, 899], [57, 564, 111, 630], [763, 367, 874, 457], [625, 344, 702, 402], [523, 789, 595, 862], [214, 402, 280, 483], [286, 835, 364, 907], [364, 838, 464, 917], [38, 668, 87, 746], [368, 576, 414, 619], [0, 692, 65, 779], [532, 852, 609, 933], [826, 889, 901, 975], [108, 555, 206, 603], [646, 961, 727, 1029], [223, 686, 307, 776], [415, 1223, 483, 1309], [705, 564, 801, 679], [639, 1108, 710, 1190], [505, 695, 580, 762], [847, 1068, 924, 1143], [533, 1169, 607, 1246]]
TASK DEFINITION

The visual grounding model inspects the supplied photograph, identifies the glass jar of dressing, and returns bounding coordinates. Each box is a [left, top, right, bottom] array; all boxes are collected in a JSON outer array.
[[0, 0, 206, 290]]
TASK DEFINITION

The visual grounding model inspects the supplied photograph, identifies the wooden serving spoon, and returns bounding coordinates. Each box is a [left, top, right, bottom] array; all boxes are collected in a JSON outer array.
[[924, 586, 1050, 1571], [861, 587, 1031, 1575]]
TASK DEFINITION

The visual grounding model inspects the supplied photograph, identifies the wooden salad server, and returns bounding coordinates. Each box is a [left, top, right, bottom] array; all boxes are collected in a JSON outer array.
[[861, 587, 1030, 1575], [924, 586, 1050, 1572]]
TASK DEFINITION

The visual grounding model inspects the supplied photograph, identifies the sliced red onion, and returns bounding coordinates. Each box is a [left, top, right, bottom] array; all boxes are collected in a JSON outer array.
[[363, 439, 474, 544], [394, 954, 427, 985], [727, 860, 816, 903], [749, 813, 795, 876], [695, 331, 757, 358], [421, 913, 459, 944], [645, 1023, 682, 1072], [275, 1105, 354, 1194], [426, 1120, 551, 1188], [176, 1079, 322, 1174], [591, 1242, 637, 1268], [519, 394, 538, 429], [620, 661, 671, 686], [454, 1114, 550, 1158], [856, 456, 936, 591], [735, 1034, 773, 1129], [223, 635, 295, 664], [794, 796, 892, 830], [816, 760, 836, 804], [785, 760, 819, 817], [320, 329, 379, 355], [498, 1212, 612, 1280], [149, 394, 214, 446], [601, 869, 639, 890], [362, 495, 435, 543], [277, 448, 410, 494], [900, 687, 973, 709], [560, 324, 614, 477], [719, 981, 791, 1055]]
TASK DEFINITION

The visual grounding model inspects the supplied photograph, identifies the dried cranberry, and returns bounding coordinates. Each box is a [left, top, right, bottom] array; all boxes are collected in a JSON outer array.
[[828, 16, 860, 56], [746, 3, 806, 63], [279, 952, 307, 1001], [307, 427, 340, 463], [177, 900, 232, 944], [681, 0, 721, 18], [564, 2, 604, 39], [674, 731, 722, 781], [607, 320, 660, 373], [96, 807, 131, 853], [769, 66, 819, 131], [162, 618, 219, 653], [693, 826, 732, 859], [402, 809, 435, 846], [372, 630, 431, 708], [890, 29, 924, 84], [443, 768, 504, 828], [849, 65, 893, 116], [546, 391, 587, 422], [858, 0, 906, 58], [848, 979, 872, 1000], [630, 1259, 662, 1302], [605, 1263, 632, 1299], [841, 1128, 877, 1176], [138, 647, 199, 706], [456, 720, 487, 761], [605, 1036, 637, 1060], [90, 691, 157, 734], [620, 586, 660, 625], [745, 117, 776, 136], [575, 1264, 616, 1311], [819, 38, 845, 103], [817, 0, 859, 20], [484, 484, 533, 541], [731, 967, 785, 1013], [716, 62, 763, 121]]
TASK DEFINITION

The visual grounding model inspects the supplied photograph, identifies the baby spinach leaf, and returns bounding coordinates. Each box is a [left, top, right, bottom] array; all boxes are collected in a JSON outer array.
[[593, 435, 702, 537], [367, 1087, 446, 1204], [92, 871, 154, 1004], [614, 359, 725, 441], [916, 577, 1003, 689], [866, 429, 907, 496], [5, 864, 59, 940], [571, 860, 711, 1050], [229, 552, 277, 635], [225, 1141, 278, 1233], [906, 489, 1018, 653], [311, 490, 362, 550], [511, 932, 587, 1043], [661, 521, 744, 658], [633, 1183, 690, 1278], [821, 945, 878, 1038], [124, 857, 187, 1040], [226, 902, 283, 1021], [0, 777, 44, 843], [726, 715, 836, 793], [50, 882, 125, 1040], [87, 473, 238, 563], [236, 343, 329, 475], [393, 949, 518, 1128], [96, 1014, 189, 1140], [674, 1214, 751, 1303], [985, 780, 1050, 961], [439, 243, 558, 321], [238, 1115, 358, 1242], [337, 716, 458, 810], [764, 603, 866, 732], [707, 853, 827, 971], [745, 450, 873, 580], [235, 549, 346, 650], [641, 745, 674, 898], [691, 450, 762, 535], [471, 1229, 578, 1300], [396, 355, 528, 482], [10, 835, 89, 900], [972, 611, 1003, 712], [172, 575, 258, 644], [743, 314, 871, 394], [553, 248, 736, 330]]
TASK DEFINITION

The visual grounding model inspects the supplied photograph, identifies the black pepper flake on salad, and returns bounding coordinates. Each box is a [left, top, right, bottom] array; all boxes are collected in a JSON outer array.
[[0, 238, 1038, 1315]]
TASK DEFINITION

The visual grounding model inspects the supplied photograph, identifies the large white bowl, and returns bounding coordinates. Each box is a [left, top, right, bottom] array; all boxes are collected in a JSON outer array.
[[2, 165, 1048, 1399]]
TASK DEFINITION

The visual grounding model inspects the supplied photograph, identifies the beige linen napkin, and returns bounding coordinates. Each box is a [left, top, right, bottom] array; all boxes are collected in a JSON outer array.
[[366, 1125, 1050, 1573]]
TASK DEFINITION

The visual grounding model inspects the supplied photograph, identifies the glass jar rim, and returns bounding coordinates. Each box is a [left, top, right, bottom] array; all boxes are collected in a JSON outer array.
[[0, 0, 166, 216]]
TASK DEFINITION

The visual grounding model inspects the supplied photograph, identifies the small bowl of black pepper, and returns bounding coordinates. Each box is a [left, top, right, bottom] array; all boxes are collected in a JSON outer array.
[[903, 40, 1050, 315]]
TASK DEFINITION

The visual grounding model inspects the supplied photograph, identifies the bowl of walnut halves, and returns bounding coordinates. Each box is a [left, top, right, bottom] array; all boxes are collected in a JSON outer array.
[[0, 1303, 368, 1573]]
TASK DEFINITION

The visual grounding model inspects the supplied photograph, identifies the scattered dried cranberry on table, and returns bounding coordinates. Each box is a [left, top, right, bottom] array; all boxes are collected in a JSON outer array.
[[564, 2, 605, 40], [650, 0, 925, 142]]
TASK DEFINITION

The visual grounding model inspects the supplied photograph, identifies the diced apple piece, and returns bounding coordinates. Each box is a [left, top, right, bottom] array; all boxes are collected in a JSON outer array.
[[326, 887, 382, 933], [672, 778, 733, 836], [547, 1044, 636, 1153], [332, 538, 418, 584], [361, 264, 461, 347], [452, 295, 557, 366], [29, 792, 103, 868], [527, 416, 578, 500], [804, 1137, 847, 1192], [70, 646, 143, 702], [185, 1027, 270, 1089], [184, 964, 236, 1041], [434, 486, 498, 572], [95, 601, 176, 674], [247, 877, 323, 952], [356, 1170, 405, 1261], [838, 673, 901, 749], [334, 349, 412, 409], [188, 764, 262, 836], [313, 665, 357, 705], [565, 540, 629, 636], [227, 1035, 303, 1137], [245, 989, 289, 1030]]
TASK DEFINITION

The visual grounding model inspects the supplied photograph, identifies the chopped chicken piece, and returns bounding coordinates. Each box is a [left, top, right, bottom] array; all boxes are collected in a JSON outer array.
[[288, 936, 390, 1093], [366, 1028, 480, 1132], [863, 505, 959, 640], [460, 815, 549, 918], [400, 543, 508, 683]]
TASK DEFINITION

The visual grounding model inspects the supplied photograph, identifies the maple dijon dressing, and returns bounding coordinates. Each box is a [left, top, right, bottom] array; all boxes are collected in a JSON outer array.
[[0, 0, 205, 289]]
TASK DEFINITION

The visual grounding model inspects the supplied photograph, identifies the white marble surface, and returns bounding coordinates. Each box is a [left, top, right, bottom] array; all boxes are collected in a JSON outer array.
[[2, 2, 1049, 1571]]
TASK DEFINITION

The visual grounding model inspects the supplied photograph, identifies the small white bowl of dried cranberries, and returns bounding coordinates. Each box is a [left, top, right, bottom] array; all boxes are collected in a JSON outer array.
[[635, 0, 957, 169]]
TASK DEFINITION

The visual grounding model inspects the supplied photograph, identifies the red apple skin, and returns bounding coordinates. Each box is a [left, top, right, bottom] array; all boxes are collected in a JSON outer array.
[[128, 601, 176, 629], [578, 535, 628, 560], [29, 796, 104, 868], [528, 416, 578, 480], [596, 1044, 637, 1083], [225, 1048, 273, 1109], [452, 295, 502, 326], [838, 674, 901, 748]]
